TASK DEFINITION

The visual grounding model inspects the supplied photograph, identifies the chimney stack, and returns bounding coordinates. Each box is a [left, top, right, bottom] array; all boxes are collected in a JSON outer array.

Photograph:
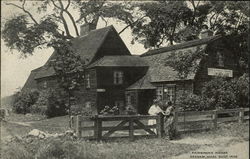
[[80, 23, 96, 36], [199, 25, 213, 39]]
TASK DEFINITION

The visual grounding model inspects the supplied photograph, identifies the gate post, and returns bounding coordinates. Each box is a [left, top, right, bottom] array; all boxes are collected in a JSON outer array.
[[129, 118, 134, 141], [213, 110, 218, 129], [94, 115, 102, 141], [76, 115, 81, 138], [157, 114, 164, 138], [238, 108, 244, 123]]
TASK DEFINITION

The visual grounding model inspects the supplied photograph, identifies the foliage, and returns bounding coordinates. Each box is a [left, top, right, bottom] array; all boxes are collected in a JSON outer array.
[[2, 136, 199, 159], [177, 91, 211, 111], [228, 73, 249, 107], [2, 0, 138, 56], [100, 106, 119, 115], [45, 89, 68, 118], [132, 1, 194, 48], [131, 1, 249, 48], [202, 77, 239, 110], [165, 46, 205, 79], [12, 89, 40, 114], [177, 74, 249, 111], [29, 89, 67, 118]]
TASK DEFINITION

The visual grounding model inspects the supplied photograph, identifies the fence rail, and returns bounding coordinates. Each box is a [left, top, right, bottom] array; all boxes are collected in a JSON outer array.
[[70, 108, 249, 141]]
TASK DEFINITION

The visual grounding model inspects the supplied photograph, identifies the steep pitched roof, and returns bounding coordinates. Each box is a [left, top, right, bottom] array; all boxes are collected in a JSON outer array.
[[34, 25, 127, 80], [87, 55, 148, 68], [22, 66, 43, 90], [140, 35, 221, 82], [141, 35, 221, 57], [126, 74, 156, 90], [34, 66, 56, 80]]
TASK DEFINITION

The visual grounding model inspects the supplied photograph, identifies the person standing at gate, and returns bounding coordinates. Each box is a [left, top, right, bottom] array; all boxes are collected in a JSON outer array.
[[148, 98, 164, 133], [164, 101, 176, 140]]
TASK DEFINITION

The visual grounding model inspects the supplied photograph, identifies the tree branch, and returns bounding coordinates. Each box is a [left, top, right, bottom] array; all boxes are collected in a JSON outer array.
[[65, 10, 80, 36], [118, 15, 146, 35], [5, 1, 38, 25], [65, 0, 71, 10], [51, 0, 72, 38]]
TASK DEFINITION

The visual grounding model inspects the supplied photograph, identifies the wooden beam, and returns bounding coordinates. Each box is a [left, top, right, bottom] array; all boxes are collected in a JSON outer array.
[[103, 120, 128, 137], [133, 120, 156, 135]]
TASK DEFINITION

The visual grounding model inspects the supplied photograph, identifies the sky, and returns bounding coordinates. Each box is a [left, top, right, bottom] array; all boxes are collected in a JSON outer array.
[[1, 1, 148, 97]]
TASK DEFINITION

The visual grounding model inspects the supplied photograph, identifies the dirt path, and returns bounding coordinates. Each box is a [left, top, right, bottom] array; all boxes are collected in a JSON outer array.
[[170, 138, 248, 159]]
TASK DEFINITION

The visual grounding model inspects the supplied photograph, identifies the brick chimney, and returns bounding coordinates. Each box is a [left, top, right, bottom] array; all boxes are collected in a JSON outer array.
[[80, 23, 96, 36]]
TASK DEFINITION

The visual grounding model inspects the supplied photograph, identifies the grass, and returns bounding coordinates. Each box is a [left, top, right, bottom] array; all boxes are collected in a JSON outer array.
[[1, 136, 200, 159]]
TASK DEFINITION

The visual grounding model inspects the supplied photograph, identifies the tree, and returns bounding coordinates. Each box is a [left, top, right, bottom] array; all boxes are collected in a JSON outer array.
[[2, 0, 142, 56], [2, 0, 144, 114], [130, 1, 249, 49], [48, 39, 85, 115], [131, 1, 194, 48]]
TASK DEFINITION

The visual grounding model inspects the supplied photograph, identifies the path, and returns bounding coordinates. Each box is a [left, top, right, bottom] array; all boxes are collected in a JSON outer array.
[[170, 137, 249, 159]]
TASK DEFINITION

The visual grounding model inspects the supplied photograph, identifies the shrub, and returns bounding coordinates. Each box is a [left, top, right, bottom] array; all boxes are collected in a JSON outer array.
[[12, 89, 39, 114], [176, 92, 212, 111], [31, 89, 68, 118], [45, 89, 68, 118], [231, 73, 249, 107], [202, 77, 239, 110]]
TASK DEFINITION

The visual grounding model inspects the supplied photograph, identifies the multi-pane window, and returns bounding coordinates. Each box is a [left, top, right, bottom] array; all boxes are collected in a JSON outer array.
[[156, 86, 163, 100], [114, 71, 123, 84], [163, 85, 176, 102], [217, 51, 224, 67], [86, 74, 90, 88]]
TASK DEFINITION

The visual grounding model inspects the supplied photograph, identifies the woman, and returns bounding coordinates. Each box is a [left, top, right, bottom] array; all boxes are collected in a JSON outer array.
[[163, 101, 176, 140], [148, 98, 164, 133]]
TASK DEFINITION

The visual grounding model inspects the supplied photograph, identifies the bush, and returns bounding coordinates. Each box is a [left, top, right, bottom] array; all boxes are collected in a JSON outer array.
[[177, 92, 212, 111], [45, 89, 68, 118], [12, 89, 40, 114], [31, 89, 68, 118], [202, 77, 238, 110]]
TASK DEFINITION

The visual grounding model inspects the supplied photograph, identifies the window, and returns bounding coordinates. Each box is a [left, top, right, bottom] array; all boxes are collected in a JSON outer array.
[[43, 81, 47, 89], [114, 71, 123, 84], [163, 85, 176, 102], [156, 86, 163, 100], [86, 74, 90, 88], [217, 51, 224, 67]]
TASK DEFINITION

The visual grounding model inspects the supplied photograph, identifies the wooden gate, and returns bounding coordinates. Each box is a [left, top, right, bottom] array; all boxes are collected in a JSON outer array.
[[70, 114, 164, 141]]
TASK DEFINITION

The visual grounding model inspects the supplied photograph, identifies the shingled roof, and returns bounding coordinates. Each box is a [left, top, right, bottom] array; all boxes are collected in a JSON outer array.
[[87, 55, 148, 68], [140, 35, 222, 82], [33, 25, 125, 80], [126, 74, 156, 90], [141, 35, 221, 57], [22, 66, 43, 90]]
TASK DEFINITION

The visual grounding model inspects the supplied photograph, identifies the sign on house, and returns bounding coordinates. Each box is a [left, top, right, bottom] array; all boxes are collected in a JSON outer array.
[[208, 68, 233, 77]]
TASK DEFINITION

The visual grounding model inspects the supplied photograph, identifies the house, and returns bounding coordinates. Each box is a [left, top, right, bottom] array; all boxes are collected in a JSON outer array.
[[128, 30, 241, 114], [23, 25, 241, 115]]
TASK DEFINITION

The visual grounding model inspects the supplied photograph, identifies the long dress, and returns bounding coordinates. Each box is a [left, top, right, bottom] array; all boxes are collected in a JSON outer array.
[[148, 105, 163, 133], [164, 106, 176, 139]]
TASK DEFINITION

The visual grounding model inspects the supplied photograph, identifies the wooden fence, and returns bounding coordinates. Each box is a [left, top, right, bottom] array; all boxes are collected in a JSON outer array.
[[70, 108, 249, 141], [70, 114, 164, 141], [176, 108, 249, 132]]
